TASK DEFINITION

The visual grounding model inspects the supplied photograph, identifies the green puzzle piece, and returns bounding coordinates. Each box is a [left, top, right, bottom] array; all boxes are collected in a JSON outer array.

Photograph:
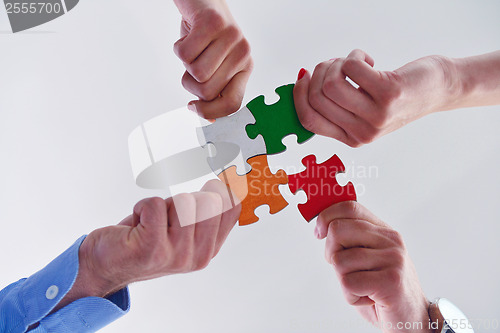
[[245, 84, 314, 155]]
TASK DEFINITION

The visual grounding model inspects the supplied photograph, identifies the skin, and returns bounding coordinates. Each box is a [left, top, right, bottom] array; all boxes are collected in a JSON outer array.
[[50, 0, 251, 312], [173, 0, 254, 119], [315, 201, 432, 333], [53, 180, 241, 311], [294, 49, 500, 147]]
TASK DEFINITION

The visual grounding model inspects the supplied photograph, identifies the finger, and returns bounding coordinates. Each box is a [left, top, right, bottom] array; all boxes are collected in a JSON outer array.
[[325, 219, 396, 259], [191, 191, 225, 269], [133, 197, 168, 232], [182, 39, 251, 102], [348, 49, 375, 67], [174, 24, 213, 65], [200, 179, 241, 256], [342, 49, 383, 98], [184, 28, 241, 83], [304, 62, 378, 145], [321, 57, 375, 119], [166, 193, 196, 247], [293, 68, 349, 142], [341, 269, 397, 301], [330, 247, 398, 276], [316, 201, 387, 239], [189, 67, 252, 119]]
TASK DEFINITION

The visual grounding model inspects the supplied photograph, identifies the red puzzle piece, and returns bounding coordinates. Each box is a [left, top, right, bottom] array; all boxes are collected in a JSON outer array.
[[288, 154, 356, 221]]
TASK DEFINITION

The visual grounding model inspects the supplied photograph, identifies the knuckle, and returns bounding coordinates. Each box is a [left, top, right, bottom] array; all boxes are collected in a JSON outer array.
[[181, 71, 192, 91], [245, 56, 254, 72], [339, 273, 354, 291], [355, 128, 378, 146], [343, 200, 360, 216], [189, 64, 211, 83], [351, 48, 365, 55], [322, 78, 339, 97], [192, 254, 213, 271], [342, 57, 361, 73], [197, 83, 219, 101], [143, 197, 164, 210], [314, 61, 330, 73], [387, 229, 405, 248], [175, 44, 192, 64], [331, 251, 349, 271], [175, 192, 197, 210], [386, 267, 403, 287], [329, 219, 344, 236], [345, 134, 363, 148], [236, 38, 252, 63], [308, 91, 323, 110], [224, 24, 242, 43], [330, 251, 341, 266], [223, 92, 243, 114], [297, 111, 317, 133], [388, 248, 406, 267]]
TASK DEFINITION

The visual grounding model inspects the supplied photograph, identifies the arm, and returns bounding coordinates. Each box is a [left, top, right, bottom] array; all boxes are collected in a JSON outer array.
[[58, 179, 240, 307], [1, 179, 240, 332], [294, 49, 500, 147], [315, 201, 432, 333], [173, 0, 253, 118]]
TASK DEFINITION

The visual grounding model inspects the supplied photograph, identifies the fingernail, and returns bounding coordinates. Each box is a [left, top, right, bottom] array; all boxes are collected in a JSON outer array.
[[297, 68, 306, 80]]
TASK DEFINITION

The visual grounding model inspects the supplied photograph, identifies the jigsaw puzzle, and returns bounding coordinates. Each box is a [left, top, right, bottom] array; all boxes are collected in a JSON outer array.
[[130, 83, 358, 225], [198, 106, 267, 175], [288, 154, 357, 222], [217, 155, 289, 226], [246, 84, 314, 155]]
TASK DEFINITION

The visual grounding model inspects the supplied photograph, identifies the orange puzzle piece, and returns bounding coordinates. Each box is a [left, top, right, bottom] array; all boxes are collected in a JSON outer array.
[[218, 155, 288, 226]]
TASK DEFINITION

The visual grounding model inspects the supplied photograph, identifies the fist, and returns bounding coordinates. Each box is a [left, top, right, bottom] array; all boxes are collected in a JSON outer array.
[[174, 0, 253, 118], [294, 49, 454, 147], [316, 202, 431, 333], [80, 180, 241, 295]]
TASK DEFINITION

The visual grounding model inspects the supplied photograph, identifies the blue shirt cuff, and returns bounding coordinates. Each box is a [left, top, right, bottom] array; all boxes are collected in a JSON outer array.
[[35, 288, 130, 332], [0, 236, 130, 332]]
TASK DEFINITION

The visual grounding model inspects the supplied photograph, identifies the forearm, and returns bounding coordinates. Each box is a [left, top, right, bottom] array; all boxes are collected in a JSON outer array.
[[443, 50, 500, 111]]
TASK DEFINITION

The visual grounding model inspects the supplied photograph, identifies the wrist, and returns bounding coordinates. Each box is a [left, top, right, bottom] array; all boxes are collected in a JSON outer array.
[[427, 55, 463, 113], [51, 235, 122, 312], [77, 235, 121, 297]]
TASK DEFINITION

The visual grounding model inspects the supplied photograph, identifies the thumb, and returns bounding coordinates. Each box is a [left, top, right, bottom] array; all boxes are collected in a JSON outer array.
[[132, 197, 168, 232]]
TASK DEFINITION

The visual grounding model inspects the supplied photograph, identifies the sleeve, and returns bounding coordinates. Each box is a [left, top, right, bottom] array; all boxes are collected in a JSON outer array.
[[0, 236, 130, 333]]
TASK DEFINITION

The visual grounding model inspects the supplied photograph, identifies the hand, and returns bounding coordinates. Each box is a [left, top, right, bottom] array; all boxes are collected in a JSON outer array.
[[173, 0, 253, 118], [315, 201, 431, 333], [55, 180, 241, 309], [293, 49, 458, 147]]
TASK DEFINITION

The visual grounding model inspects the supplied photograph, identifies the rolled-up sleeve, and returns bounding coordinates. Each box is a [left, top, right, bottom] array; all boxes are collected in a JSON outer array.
[[0, 236, 130, 332]]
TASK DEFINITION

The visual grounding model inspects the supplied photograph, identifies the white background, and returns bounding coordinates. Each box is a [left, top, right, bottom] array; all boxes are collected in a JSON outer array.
[[1, 1, 499, 332]]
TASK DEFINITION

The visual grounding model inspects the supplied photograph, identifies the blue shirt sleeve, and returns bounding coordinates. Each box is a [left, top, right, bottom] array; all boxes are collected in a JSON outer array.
[[0, 236, 130, 332]]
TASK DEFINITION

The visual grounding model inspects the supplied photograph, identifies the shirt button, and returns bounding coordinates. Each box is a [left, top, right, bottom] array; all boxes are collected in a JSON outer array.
[[46, 285, 59, 300]]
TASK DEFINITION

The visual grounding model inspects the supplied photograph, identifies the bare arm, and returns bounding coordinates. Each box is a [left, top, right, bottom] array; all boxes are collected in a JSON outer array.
[[294, 49, 500, 147]]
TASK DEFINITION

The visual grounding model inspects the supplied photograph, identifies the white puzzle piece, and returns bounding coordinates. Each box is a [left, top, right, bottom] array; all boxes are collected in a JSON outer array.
[[197, 106, 267, 175]]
